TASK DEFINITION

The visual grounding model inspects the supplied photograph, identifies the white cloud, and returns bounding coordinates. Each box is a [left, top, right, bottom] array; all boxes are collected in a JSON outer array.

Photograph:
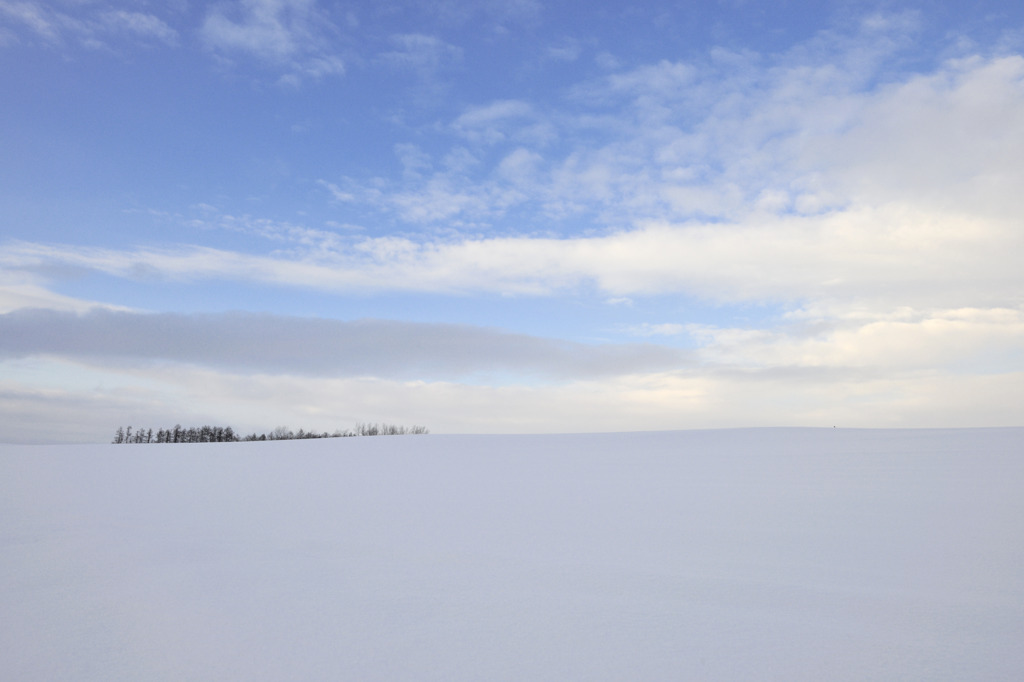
[[627, 323, 686, 337], [375, 32, 463, 101], [298, 38, 1024, 330], [5, 196, 1021, 430], [604, 59, 698, 100], [0, 0, 344, 78], [340, 21, 1022, 232], [201, 0, 345, 83], [687, 307, 1024, 373], [3, 194, 1020, 305], [496, 148, 544, 185], [546, 40, 581, 62], [0, 271, 129, 315], [380, 33, 461, 72], [203, 0, 310, 58], [456, 100, 535, 125], [196, 211, 348, 252], [318, 179, 356, 202], [418, 0, 541, 32], [594, 51, 620, 70], [0, 1, 178, 48], [100, 11, 178, 45], [0, 0, 61, 43], [452, 100, 535, 144], [813, 55, 1024, 219]]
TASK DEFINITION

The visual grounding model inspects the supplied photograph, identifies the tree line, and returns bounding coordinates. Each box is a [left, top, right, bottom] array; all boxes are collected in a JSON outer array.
[[112, 423, 428, 444]]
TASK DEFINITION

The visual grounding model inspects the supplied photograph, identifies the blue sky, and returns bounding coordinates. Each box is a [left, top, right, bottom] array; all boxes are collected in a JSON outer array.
[[2, 0, 1023, 442]]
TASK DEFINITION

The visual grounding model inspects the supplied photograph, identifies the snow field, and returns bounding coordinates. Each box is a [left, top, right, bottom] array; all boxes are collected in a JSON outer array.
[[2, 428, 1022, 680]]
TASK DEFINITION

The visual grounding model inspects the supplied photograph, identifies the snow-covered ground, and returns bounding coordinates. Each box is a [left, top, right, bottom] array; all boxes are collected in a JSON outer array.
[[2, 428, 1022, 680]]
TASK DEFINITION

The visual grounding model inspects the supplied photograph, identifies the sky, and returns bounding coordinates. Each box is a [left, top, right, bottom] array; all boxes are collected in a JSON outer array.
[[1, 0, 1022, 442]]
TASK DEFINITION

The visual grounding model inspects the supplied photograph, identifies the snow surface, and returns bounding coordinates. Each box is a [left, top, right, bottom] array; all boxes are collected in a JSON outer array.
[[2, 428, 1023, 680]]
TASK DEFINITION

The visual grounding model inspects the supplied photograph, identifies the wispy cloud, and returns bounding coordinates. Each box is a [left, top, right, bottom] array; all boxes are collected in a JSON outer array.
[[545, 39, 581, 62], [328, 24, 1024, 234], [0, 0, 62, 43], [451, 100, 538, 144], [100, 10, 179, 46], [0, 1, 178, 48], [380, 33, 461, 73], [413, 0, 541, 32], [4, 194, 1020, 305], [0, 271, 128, 315], [201, 0, 345, 84], [376, 32, 463, 102], [626, 323, 687, 338], [183, 206, 350, 254]]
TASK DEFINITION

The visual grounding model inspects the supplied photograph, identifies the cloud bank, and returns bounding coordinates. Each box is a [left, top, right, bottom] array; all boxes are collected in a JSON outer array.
[[0, 308, 685, 381]]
